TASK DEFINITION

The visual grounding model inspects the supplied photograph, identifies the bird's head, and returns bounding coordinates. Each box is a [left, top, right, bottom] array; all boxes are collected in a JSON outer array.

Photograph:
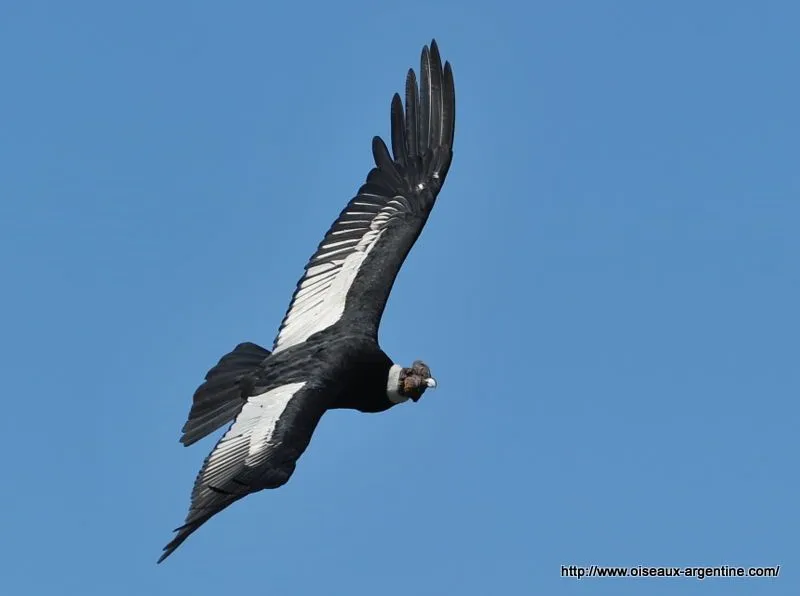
[[397, 360, 437, 402]]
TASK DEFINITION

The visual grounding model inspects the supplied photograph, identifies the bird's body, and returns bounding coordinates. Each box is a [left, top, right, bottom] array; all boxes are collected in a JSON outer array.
[[159, 39, 455, 563]]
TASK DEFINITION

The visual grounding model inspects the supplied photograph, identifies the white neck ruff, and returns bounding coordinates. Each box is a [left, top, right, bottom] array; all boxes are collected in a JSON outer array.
[[386, 364, 408, 404]]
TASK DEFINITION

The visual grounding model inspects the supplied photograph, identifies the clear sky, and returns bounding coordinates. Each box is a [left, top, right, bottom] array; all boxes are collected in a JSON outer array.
[[1, 1, 797, 595]]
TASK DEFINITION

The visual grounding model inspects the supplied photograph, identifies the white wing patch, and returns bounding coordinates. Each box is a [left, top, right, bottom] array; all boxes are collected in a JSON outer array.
[[198, 382, 306, 491], [273, 195, 410, 353]]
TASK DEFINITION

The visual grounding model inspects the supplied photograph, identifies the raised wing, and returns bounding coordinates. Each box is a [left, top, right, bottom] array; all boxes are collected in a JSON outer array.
[[272, 39, 456, 354], [158, 380, 327, 563]]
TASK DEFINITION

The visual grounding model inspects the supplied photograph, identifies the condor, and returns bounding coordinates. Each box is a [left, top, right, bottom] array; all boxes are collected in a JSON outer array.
[[159, 40, 455, 563]]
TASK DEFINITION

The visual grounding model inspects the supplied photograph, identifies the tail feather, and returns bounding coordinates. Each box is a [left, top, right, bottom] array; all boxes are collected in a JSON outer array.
[[180, 342, 271, 446]]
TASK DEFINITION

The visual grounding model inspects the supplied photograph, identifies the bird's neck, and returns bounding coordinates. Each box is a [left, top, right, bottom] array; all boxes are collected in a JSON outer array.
[[386, 364, 408, 405]]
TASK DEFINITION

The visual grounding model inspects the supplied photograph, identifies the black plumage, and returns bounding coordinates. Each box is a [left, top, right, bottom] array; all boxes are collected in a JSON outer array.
[[159, 39, 455, 563]]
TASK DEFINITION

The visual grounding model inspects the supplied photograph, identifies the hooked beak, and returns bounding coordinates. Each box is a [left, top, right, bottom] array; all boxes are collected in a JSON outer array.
[[410, 377, 437, 402]]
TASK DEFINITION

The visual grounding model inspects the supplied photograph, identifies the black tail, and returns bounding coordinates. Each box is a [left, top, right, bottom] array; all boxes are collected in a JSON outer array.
[[180, 342, 271, 446]]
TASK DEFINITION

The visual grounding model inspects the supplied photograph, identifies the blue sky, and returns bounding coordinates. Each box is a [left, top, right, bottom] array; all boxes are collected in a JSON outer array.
[[1, 1, 797, 594]]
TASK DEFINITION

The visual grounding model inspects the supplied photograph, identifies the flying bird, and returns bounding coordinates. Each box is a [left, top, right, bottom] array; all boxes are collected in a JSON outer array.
[[159, 39, 455, 563]]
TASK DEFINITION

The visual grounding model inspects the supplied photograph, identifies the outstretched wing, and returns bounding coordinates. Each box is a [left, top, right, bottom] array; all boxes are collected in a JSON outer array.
[[272, 39, 456, 354], [159, 381, 327, 563]]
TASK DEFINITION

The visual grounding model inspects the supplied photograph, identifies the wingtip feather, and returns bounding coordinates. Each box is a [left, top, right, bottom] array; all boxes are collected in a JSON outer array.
[[157, 518, 205, 564], [390, 93, 406, 165], [384, 39, 455, 177]]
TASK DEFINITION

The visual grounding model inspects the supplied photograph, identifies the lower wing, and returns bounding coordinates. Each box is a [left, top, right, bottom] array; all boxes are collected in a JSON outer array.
[[159, 380, 328, 563]]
